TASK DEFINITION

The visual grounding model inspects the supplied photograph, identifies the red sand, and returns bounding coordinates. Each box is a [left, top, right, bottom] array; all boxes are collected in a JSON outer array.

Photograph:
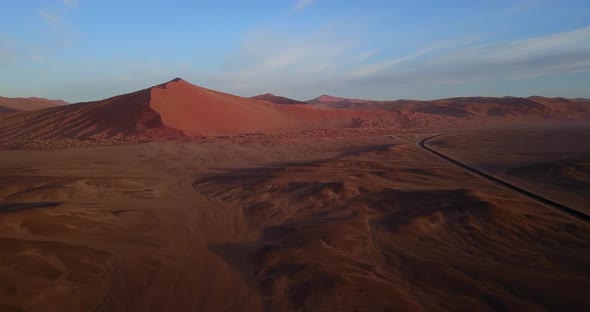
[[150, 79, 405, 136], [309, 94, 590, 119], [0, 78, 589, 149], [1, 80, 590, 311], [2, 134, 588, 311], [0, 79, 403, 145], [251, 93, 307, 105], [151, 79, 295, 135], [307, 95, 372, 104], [0, 96, 67, 112]]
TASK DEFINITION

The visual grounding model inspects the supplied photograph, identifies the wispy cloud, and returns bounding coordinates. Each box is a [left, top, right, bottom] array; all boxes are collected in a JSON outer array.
[[39, 11, 60, 26], [348, 48, 434, 79], [201, 21, 360, 96], [61, 0, 78, 8], [38, 10, 76, 48], [350, 26, 590, 86], [52, 60, 192, 102], [207, 25, 590, 99], [504, 0, 549, 16], [292, 0, 315, 13], [29, 55, 47, 64], [354, 48, 380, 62]]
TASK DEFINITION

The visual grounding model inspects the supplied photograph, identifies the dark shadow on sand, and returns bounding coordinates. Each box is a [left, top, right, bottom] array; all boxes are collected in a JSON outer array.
[[0, 202, 62, 213]]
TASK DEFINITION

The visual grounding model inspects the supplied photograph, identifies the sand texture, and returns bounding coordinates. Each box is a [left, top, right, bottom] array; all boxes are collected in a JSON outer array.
[[0, 131, 588, 311]]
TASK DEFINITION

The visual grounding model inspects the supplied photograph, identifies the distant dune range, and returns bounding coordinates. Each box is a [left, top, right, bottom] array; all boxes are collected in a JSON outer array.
[[0, 96, 67, 112], [307, 94, 590, 119], [251, 93, 308, 105], [1, 78, 589, 148]]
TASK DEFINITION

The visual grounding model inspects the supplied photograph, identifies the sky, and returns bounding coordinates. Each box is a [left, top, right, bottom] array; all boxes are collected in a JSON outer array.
[[1, 0, 589, 102]]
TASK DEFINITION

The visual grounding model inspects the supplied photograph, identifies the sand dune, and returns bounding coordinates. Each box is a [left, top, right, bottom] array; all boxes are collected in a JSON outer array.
[[2, 79, 589, 150], [307, 95, 372, 105], [0, 86, 182, 147], [308, 94, 590, 119], [0, 79, 458, 148], [144, 79, 411, 136], [251, 93, 307, 105], [150, 79, 312, 135], [0, 96, 67, 112]]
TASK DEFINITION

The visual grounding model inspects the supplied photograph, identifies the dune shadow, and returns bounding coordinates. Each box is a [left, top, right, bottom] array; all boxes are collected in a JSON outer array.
[[194, 143, 395, 190], [208, 241, 261, 288], [0, 202, 62, 213], [369, 188, 492, 232]]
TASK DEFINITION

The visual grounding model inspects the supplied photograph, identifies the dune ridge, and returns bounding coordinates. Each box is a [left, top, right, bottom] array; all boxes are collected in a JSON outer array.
[[0, 96, 67, 112], [308, 94, 590, 119], [251, 93, 307, 105], [0, 79, 404, 147], [1, 78, 589, 150]]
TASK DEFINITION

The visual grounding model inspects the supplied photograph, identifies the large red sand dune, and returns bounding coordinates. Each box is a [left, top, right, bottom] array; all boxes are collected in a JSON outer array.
[[1, 79, 589, 149], [0, 79, 406, 145]]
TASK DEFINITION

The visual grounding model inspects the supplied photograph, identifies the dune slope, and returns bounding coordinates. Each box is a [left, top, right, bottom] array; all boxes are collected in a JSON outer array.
[[0, 79, 407, 146], [0, 87, 180, 145]]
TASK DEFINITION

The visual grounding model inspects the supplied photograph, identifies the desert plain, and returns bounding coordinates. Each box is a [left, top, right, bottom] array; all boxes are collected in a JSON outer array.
[[0, 79, 589, 311]]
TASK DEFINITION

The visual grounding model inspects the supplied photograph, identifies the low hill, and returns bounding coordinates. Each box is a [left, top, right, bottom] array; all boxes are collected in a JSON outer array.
[[307, 94, 590, 119], [306, 95, 371, 105], [0, 96, 67, 112], [251, 93, 307, 105]]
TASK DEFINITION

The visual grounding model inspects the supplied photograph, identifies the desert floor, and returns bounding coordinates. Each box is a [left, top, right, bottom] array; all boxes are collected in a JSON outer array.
[[427, 125, 590, 216], [0, 126, 589, 311]]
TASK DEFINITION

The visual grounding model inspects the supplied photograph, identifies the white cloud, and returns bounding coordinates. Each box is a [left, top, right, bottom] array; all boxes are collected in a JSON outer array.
[[38, 10, 77, 48], [292, 0, 315, 13]]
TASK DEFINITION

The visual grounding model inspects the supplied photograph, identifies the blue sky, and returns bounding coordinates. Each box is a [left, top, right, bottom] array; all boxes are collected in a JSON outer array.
[[1, 0, 589, 102]]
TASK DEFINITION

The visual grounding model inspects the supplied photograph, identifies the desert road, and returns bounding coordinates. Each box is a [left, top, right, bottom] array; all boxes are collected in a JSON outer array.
[[420, 134, 590, 222]]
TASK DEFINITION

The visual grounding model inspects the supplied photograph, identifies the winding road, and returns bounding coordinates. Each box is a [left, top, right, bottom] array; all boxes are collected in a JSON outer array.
[[419, 134, 590, 222]]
